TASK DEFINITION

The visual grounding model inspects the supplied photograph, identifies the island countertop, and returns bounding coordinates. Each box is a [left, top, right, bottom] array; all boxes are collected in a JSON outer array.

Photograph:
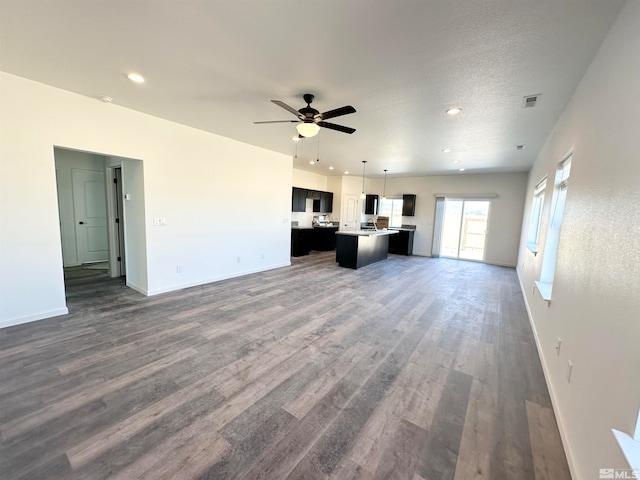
[[335, 229, 399, 237]]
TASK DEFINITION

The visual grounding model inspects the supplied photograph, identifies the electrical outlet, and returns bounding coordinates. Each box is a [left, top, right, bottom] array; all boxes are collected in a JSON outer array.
[[176, 265, 182, 273], [236, 257, 241, 263], [555, 337, 562, 356], [566, 360, 573, 383], [261, 253, 265, 260]]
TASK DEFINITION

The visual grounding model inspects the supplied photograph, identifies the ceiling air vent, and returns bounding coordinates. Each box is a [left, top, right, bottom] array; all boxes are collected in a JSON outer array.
[[523, 94, 540, 108], [516, 144, 525, 151]]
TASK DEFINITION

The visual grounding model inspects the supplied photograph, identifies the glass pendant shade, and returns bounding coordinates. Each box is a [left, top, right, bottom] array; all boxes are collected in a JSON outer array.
[[382, 169, 387, 199], [296, 122, 320, 137]]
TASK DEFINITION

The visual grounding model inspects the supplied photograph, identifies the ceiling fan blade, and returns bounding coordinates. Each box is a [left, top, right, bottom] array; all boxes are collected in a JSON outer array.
[[321, 105, 356, 121], [271, 100, 303, 118], [318, 121, 356, 134], [253, 120, 299, 124]]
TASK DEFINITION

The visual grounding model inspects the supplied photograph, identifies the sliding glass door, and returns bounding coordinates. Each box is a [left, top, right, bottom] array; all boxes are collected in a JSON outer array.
[[440, 199, 490, 261]]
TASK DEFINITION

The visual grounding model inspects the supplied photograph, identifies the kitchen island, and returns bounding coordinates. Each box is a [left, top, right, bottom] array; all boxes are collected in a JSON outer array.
[[335, 229, 398, 269]]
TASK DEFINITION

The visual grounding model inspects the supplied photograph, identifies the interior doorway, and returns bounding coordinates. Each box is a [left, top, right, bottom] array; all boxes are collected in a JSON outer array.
[[54, 149, 110, 277], [54, 147, 146, 295], [440, 199, 490, 261]]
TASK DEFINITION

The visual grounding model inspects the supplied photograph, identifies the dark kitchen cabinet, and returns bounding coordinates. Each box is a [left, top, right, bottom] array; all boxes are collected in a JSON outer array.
[[294, 187, 333, 213], [313, 191, 333, 213], [292, 226, 338, 256], [313, 226, 338, 250], [402, 194, 416, 216], [365, 194, 378, 215], [292, 187, 307, 212], [388, 229, 415, 255], [291, 228, 313, 256], [307, 189, 321, 200]]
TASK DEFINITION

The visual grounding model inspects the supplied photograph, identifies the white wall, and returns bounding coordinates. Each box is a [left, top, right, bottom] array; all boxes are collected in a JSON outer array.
[[121, 158, 148, 294], [363, 173, 528, 266], [0, 72, 292, 327], [292, 168, 327, 191], [327, 175, 343, 221], [54, 148, 109, 266], [517, 2, 640, 478]]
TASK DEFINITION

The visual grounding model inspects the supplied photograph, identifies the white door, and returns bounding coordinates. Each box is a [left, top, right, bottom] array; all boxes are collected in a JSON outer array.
[[341, 194, 360, 231], [72, 169, 109, 263]]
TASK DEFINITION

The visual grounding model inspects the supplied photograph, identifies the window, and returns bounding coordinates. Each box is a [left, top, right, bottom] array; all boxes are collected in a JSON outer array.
[[611, 406, 640, 473], [526, 177, 547, 254], [536, 154, 571, 301], [378, 198, 403, 227]]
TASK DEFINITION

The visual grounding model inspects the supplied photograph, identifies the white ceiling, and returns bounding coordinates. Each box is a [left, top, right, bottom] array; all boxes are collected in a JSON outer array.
[[0, 0, 625, 178]]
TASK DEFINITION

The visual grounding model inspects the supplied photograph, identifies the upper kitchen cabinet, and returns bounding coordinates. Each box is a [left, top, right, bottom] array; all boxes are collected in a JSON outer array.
[[292, 187, 307, 212], [402, 194, 416, 216], [314, 191, 333, 213], [292, 187, 333, 213], [307, 190, 321, 200], [365, 194, 378, 215]]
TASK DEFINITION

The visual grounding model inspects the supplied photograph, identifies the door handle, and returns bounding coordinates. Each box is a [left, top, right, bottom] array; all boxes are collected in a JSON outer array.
[[79, 221, 85, 225]]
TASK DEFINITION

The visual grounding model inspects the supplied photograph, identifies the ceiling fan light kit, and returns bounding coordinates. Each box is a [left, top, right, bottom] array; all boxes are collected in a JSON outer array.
[[297, 121, 320, 137]]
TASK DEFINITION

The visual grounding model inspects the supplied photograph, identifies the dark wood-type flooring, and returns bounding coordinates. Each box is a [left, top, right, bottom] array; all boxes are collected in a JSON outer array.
[[0, 253, 571, 479]]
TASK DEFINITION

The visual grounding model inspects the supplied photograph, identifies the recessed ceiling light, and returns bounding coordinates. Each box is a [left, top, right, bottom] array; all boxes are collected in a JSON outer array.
[[97, 95, 113, 103], [345, 171, 349, 175], [452, 159, 460, 164], [446, 107, 462, 115], [442, 148, 452, 153], [126, 72, 146, 84], [459, 167, 465, 172], [329, 166, 334, 170], [309, 160, 315, 165]]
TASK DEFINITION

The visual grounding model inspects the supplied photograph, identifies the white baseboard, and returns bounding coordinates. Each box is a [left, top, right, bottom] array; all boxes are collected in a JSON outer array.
[[0, 307, 69, 330], [126, 281, 149, 296], [516, 270, 578, 480], [486, 260, 517, 268], [145, 262, 292, 297]]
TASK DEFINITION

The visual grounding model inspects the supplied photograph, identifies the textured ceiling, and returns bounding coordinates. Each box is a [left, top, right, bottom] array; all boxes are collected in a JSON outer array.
[[0, 0, 625, 178]]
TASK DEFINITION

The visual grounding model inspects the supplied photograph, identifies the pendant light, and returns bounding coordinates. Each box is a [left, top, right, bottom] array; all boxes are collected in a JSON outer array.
[[382, 169, 388, 200], [360, 161, 367, 200]]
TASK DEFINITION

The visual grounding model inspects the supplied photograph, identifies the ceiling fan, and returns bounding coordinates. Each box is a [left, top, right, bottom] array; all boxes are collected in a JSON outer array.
[[253, 93, 356, 137]]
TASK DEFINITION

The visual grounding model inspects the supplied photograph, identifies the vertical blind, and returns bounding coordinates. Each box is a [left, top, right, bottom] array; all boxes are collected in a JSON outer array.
[[431, 197, 445, 257]]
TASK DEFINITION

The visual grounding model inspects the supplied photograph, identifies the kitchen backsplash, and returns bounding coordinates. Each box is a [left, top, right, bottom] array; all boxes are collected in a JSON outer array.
[[291, 199, 338, 227]]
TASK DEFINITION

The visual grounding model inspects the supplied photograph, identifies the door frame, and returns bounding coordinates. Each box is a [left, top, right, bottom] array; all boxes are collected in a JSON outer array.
[[105, 163, 126, 278]]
